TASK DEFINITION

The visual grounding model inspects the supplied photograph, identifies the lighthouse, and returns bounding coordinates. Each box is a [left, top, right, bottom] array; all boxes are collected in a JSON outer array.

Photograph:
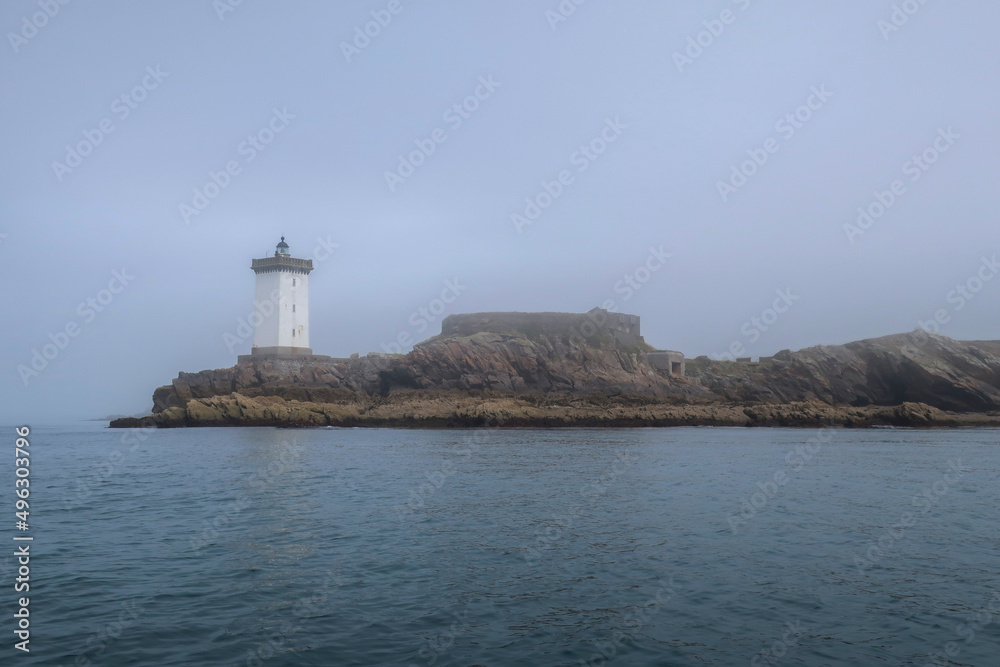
[[249, 237, 313, 357]]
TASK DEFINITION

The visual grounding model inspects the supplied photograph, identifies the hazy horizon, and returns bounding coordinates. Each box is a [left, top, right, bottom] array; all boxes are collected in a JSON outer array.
[[3, 1, 999, 421]]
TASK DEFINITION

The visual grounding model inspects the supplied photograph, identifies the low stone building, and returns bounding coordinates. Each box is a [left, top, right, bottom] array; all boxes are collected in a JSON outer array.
[[645, 350, 686, 377]]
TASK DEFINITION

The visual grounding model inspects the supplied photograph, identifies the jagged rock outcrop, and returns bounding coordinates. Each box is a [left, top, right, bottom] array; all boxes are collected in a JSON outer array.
[[112, 329, 1000, 428], [687, 332, 1000, 412]]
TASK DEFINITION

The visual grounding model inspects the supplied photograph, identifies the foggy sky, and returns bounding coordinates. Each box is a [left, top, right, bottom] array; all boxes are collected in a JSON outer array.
[[2, 1, 999, 422]]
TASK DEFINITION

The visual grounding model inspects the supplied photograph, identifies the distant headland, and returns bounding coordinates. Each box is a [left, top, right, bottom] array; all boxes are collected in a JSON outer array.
[[110, 238, 1000, 429], [111, 318, 1000, 429]]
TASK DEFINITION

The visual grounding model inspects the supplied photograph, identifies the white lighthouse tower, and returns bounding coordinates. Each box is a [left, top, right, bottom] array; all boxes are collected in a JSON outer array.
[[249, 237, 313, 357]]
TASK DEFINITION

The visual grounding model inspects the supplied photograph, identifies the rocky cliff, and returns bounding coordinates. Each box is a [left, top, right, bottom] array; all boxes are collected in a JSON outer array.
[[380, 331, 687, 395], [111, 329, 1000, 428], [147, 355, 394, 413], [687, 333, 1000, 411]]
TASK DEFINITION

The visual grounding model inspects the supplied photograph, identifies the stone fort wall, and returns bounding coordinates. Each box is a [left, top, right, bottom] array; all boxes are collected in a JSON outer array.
[[440, 308, 644, 347]]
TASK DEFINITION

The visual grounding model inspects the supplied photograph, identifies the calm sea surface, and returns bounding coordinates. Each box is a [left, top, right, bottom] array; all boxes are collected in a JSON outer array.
[[5, 424, 1000, 666]]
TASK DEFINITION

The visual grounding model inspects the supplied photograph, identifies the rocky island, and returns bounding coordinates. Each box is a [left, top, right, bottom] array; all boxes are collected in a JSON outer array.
[[110, 309, 1000, 429]]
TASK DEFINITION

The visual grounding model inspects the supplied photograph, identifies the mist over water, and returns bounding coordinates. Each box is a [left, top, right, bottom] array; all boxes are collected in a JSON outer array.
[[3, 2, 1000, 421], [4, 3, 1000, 664]]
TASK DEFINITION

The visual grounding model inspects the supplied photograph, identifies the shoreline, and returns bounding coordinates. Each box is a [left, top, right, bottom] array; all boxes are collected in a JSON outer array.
[[109, 422, 1000, 430], [109, 392, 1000, 430]]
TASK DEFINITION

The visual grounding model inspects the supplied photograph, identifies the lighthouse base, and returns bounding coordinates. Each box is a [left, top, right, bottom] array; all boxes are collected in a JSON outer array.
[[251, 346, 313, 357], [238, 346, 325, 363]]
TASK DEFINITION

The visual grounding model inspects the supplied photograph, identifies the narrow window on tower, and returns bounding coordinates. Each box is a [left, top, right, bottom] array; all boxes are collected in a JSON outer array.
[[292, 304, 296, 312], [293, 279, 296, 286], [292, 329, 295, 337]]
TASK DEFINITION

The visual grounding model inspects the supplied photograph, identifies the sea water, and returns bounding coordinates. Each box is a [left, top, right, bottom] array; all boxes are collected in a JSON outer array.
[[4, 423, 999, 666]]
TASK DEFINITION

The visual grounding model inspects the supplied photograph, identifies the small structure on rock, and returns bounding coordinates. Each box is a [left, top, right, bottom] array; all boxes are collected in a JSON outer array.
[[646, 350, 686, 377]]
